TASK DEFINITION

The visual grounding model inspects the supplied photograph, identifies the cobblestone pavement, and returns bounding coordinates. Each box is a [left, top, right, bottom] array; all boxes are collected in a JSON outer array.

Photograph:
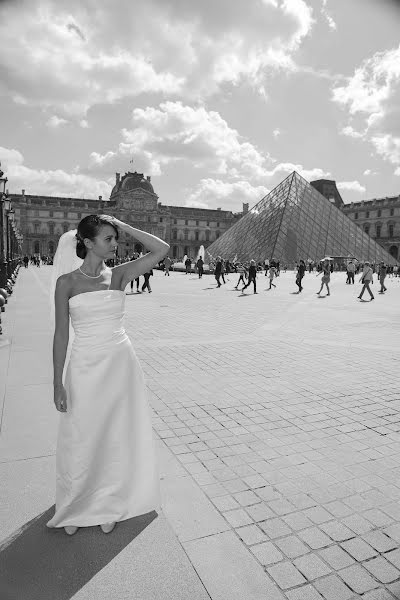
[[126, 268, 400, 599], [13, 266, 400, 599]]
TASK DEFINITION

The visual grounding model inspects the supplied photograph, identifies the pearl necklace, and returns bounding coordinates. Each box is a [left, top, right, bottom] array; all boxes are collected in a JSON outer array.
[[78, 266, 105, 279]]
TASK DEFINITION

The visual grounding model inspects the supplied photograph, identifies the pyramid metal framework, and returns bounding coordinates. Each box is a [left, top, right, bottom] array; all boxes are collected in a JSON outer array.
[[207, 171, 397, 266]]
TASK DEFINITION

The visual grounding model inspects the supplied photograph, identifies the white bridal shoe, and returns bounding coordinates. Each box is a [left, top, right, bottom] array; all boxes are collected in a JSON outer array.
[[100, 522, 116, 534], [64, 526, 79, 535]]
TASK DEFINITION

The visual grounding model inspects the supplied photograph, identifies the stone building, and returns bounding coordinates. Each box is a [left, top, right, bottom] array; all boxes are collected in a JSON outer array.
[[312, 179, 400, 261], [9, 171, 243, 260], [341, 196, 400, 261]]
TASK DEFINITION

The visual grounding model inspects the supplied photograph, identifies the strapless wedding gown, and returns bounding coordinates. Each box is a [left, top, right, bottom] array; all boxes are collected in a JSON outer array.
[[47, 289, 161, 528]]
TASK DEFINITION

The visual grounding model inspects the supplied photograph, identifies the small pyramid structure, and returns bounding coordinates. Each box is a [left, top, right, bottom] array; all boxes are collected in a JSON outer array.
[[206, 171, 397, 265]]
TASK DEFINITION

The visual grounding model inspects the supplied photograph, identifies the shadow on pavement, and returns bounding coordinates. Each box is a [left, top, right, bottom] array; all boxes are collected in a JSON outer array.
[[0, 506, 158, 600]]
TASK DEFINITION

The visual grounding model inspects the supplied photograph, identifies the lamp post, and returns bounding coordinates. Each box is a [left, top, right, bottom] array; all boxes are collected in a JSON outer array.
[[0, 163, 8, 289]]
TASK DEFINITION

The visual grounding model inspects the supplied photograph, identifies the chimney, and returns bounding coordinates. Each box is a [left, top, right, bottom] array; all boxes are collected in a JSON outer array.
[[116, 173, 120, 185], [147, 176, 151, 182], [22, 189, 25, 196], [242, 202, 249, 214]]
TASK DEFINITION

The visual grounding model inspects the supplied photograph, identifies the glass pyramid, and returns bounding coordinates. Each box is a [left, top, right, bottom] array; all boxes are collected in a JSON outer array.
[[207, 171, 397, 266]]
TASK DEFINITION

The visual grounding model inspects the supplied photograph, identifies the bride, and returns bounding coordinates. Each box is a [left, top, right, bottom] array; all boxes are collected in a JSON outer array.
[[47, 214, 169, 535]]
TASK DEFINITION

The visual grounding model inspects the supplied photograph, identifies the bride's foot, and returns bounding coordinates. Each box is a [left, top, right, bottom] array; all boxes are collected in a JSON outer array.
[[64, 525, 79, 535], [100, 522, 116, 534]]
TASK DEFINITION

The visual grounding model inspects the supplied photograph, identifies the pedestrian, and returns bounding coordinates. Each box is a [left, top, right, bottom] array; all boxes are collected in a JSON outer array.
[[214, 256, 222, 287], [185, 257, 192, 274], [220, 259, 226, 284], [316, 259, 331, 296], [358, 261, 374, 301], [142, 269, 153, 293], [346, 260, 356, 284], [242, 259, 257, 294], [234, 264, 247, 289], [164, 255, 172, 276], [23, 255, 29, 268], [296, 259, 306, 292], [268, 266, 277, 289], [378, 261, 387, 294], [196, 256, 204, 278], [48, 214, 168, 535]]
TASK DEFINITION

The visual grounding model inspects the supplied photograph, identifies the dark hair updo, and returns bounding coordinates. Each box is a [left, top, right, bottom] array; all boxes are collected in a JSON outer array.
[[75, 215, 119, 259]]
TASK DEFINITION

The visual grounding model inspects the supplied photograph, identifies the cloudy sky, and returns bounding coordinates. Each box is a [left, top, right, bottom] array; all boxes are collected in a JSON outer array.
[[0, 0, 399, 211]]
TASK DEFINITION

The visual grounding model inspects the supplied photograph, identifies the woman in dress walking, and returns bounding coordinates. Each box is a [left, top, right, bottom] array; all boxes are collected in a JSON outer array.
[[48, 214, 169, 535], [316, 259, 331, 297]]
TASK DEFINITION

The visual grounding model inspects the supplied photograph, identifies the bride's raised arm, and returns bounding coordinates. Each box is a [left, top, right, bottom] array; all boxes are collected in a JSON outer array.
[[101, 215, 169, 286]]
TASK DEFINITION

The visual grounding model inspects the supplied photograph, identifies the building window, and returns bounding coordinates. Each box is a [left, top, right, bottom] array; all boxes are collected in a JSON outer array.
[[184, 229, 189, 240], [207, 221, 210, 226], [148, 217, 151, 222], [364, 225, 370, 235], [390, 208, 394, 216], [195, 230, 199, 241], [48, 222, 54, 235], [377, 209, 381, 217], [216, 231, 220, 239], [205, 230, 210, 241], [174, 219, 177, 224], [64, 211, 68, 219], [389, 224, 394, 238], [217, 222, 220, 227], [63, 223, 69, 233], [49, 210, 53, 217], [172, 230, 177, 240], [185, 220, 188, 225], [354, 212, 358, 220], [77, 212, 82, 219], [34, 222, 40, 233], [159, 217, 163, 222], [365, 211, 369, 218], [196, 220, 199, 226], [376, 225, 381, 238], [34, 241, 40, 254], [34, 210, 39, 217]]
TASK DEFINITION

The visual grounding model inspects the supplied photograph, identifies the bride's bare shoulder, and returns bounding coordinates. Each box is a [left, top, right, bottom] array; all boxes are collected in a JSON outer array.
[[56, 271, 80, 293]]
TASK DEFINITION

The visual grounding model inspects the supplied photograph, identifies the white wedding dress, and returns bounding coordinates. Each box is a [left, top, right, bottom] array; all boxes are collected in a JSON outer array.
[[47, 289, 161, 528]]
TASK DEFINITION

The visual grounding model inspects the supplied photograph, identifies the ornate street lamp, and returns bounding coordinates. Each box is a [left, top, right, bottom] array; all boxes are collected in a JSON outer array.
[[0, 162, 9, 288]]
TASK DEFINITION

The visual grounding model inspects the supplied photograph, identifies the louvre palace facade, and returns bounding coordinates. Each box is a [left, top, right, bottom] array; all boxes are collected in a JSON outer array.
[[8, 171, 400, 263], [9, 171, 244, 259]]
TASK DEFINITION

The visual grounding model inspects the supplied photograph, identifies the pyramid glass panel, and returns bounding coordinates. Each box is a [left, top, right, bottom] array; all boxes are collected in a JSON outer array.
[[206, 171, 398, 266]]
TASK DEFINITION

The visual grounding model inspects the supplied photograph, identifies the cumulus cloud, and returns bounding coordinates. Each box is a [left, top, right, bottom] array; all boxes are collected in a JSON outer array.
[[0, 145, 111, 198], [0, 0, 314, 116], [46, 115, 68, 128], [321, 0, 337, 31], [337, 180, 366, 194], [187, 179, 269, 211], [332, 44, 400, 170], [87, 101, 275, 180]]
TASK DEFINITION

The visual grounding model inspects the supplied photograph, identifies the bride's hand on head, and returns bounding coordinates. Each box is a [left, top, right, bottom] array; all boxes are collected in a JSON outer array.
[[54, 385, 68, 413], [99, 214, 122, 227]]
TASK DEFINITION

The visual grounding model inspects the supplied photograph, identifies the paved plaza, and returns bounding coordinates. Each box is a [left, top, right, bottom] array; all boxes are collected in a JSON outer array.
[[1, 265, 400, 599]]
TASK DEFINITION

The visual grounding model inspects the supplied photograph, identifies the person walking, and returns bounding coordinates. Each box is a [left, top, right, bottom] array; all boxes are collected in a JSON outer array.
[[23, 255, 29, 268], [378, 261, 387, 293], [196, 256, 204, 278], [48, 214, 168, 535], [185, 257, 192, 274], [234, 264, 246, 289], [164, 255, 172, 276], [215, 256, 223, 287], [316, 259, 331, 296], [358, 261, 374, 301], [296, 259, 306, 292], [268, 265, 277, 289], [242, 259, 257, 294], [142, 269, 153, 293]]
